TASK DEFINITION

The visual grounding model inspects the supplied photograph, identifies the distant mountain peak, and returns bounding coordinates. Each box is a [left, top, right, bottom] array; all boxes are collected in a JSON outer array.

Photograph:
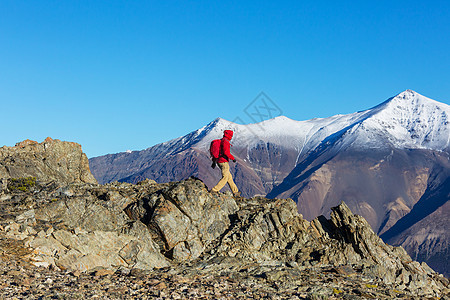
[[397, 89, 418, 97], [386, 90, 448, 109], [267, 115, 293, 121], [208, 117, 236, 127], [256, 116, 298, 124], [349, 90, 450, 150], [202, 92, 449, 152], [212, 117, 229, 123]]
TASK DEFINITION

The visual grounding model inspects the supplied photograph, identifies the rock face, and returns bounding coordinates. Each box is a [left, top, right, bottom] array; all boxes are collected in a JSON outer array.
[[0, 138, 449, 297], [0, 137, 97, 184], [382, 187, 450, 278], [123, 178, 239, 262]]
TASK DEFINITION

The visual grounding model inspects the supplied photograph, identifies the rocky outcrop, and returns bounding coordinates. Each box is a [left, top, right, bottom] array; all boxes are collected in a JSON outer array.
[[126, 178, 239, 261], [0, 177, 240, 272], [0, 139, 448, 297], [0, 137, 97, 184], [211, 195, 446, 292], [1, 176, 448, 297]]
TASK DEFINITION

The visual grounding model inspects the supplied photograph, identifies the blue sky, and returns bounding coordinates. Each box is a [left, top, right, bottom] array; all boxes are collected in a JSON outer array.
[[2, 1, 450, 158]]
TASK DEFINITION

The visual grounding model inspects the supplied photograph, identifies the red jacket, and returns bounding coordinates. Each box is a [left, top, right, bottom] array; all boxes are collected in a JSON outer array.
[[217, 130, 235, 163]]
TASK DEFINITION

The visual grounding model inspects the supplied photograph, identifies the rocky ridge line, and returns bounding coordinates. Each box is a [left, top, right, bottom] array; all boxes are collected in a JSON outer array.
[[1, 177, 448, 297]]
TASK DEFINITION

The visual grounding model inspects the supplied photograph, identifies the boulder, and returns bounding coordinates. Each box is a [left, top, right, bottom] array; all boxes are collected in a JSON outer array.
[[125, 177, 239, 262], [0, 137, 96, 184]]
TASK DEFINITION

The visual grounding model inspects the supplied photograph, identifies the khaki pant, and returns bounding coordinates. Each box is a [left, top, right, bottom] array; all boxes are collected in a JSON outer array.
[[211, 162, 239, 194]]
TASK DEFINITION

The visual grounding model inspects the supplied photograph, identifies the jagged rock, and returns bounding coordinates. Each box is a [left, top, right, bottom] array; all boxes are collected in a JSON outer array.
[[213, 197, 311, 262], [1, 175, 242, 271], [0, 137, 96, 184], [148, 178, 239, 261]]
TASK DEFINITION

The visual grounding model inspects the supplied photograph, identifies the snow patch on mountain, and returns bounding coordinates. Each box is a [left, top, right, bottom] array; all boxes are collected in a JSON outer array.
[[349, 90, 450, 150]]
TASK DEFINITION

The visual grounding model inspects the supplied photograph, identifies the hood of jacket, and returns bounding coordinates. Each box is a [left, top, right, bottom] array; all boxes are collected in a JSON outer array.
[[223, 130, 233, 140]]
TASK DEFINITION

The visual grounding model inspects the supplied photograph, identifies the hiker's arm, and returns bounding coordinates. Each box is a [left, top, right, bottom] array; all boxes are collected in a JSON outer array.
[[222, 139, 235, 161]]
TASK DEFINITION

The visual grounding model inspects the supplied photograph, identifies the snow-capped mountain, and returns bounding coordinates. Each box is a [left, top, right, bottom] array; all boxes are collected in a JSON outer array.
[[334, 89, 450, 150], [89, 90, 450, 276], [178, 89, 449, 161]]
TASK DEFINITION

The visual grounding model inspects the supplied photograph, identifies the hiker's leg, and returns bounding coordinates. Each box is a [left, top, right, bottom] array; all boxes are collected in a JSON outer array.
[[211, 162, 229, 192], [221, 163, 239, 194], [222, 162, 238, 194], [227, 175, 239, 194]]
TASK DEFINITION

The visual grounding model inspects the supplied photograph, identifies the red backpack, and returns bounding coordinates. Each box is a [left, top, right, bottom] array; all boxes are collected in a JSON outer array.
[[209, 139, 222, 161]]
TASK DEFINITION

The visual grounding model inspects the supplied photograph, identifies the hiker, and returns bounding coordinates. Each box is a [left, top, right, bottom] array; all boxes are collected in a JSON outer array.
[[210, 130, 240, 196]]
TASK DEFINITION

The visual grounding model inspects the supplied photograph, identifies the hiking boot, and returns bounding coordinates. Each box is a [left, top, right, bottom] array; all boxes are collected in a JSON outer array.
[[233, 192, 241, 197]]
